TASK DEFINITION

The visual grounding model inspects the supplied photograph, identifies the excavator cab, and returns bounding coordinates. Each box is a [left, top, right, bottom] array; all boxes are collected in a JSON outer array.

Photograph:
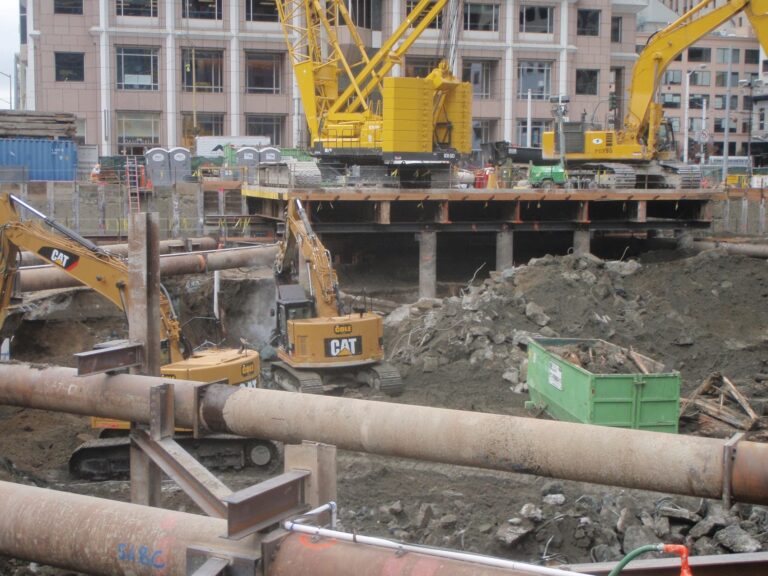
[[274, 284, 315, 352], [656, 119, 677, 156]]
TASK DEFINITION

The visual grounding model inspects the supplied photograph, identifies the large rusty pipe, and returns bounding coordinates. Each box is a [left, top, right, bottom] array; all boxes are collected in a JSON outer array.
[[0, 480, 256, 576], [18, 237, 218, 266], [17, 244, 278, 292], [1, 363, 767, 504], [0, 481, 546, 576]]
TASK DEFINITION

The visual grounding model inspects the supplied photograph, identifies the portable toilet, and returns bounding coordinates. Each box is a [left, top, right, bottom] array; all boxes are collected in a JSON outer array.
[[144, 148, 171, 187], [169, 147, 192, 183], [237, 146, 259, 184], [259, 147, 281, 164]]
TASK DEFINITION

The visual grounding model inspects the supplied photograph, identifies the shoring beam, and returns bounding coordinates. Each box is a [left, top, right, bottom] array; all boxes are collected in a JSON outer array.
[[0, 480, 548, 576], [1, 363, 768, 504], [16, 244, 278, 292]]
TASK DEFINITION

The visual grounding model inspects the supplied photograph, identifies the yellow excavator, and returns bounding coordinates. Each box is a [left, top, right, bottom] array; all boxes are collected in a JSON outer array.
[[542, 0, 768, 189], [275, 0, 472, 186], [271, 198, 403, 396], [0, 193, 275, 478]]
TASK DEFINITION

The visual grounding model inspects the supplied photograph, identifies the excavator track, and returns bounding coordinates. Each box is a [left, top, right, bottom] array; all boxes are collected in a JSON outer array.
[[271, 361, 326, 394], [363, 363, 404, 397], [69, 435, 279, 481]]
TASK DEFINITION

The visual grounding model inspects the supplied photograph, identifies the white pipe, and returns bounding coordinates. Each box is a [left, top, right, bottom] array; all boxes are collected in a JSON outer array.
[[282, 520, 593, 576], [213, 270, 220, 320], [527, 89, 533, 147]]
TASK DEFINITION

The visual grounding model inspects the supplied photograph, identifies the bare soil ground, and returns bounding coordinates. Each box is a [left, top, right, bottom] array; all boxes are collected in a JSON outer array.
[[2, 247, 768, 574]]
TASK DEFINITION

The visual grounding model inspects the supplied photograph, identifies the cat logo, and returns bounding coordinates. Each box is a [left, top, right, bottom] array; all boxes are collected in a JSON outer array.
[[325, 336, 362, 357], [241, 361, 256, 376], [334, 324, 353, 335], [38, 247, 80, 271]]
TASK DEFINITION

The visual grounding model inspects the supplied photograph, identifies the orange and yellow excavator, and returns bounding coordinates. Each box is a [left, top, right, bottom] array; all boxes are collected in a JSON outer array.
[[0, 193, 275, 478], [271, 198, 403, 395]]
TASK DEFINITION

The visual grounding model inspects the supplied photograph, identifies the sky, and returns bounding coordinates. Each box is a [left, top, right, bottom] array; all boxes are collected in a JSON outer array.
[[0, 2, 19, 110]]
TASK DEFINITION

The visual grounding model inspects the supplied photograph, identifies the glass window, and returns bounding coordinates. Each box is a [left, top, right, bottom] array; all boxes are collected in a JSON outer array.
[[576, 9, 600, 36], [246, 115, 284, 146], [406, 0, 442, 29], [182, 49, 224, 93], [245, 52, 281, 94], [744, 95, 752, 111], [689, 70, 709, 86], [745, 49, 760, 65], [689, 94, 708, 110], [20, 2, 27, 45], [55, 52, 85, 82], [714, 94, 738, 110], [182, 0, 222, 19], [515, 119, 550, 147], [182, 112, 224, 147], [517, 61, 551, 100], [663, 70, 681, 85], [519, 6, 553, 34], [464, 3, 499, 32], [116, 0, 158, 17], [471, 119, 495, 152], [688, 117, 703, 132], [346, 0, 379, 29], [462, 60, 493, 99], [687, 47, 711, 62], [117, 47, 159, 90], [661, 93, 681, 109], [669, 117, 680, 132], [759, 109, 765, 132], [716, 48, 739, 64], [245, 0, 279, 22], [610, 16, 621, 43], [116, 111, 161, 155], [405, 57, 440, 78], [715, 71, 739, 87], [54, 0, 82, 15], [714, 118, 736, 133], [575, 69, 598, 95]]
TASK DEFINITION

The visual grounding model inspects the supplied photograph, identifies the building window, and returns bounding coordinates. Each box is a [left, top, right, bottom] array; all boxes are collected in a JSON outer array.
[[575, 69, 598, 95], [714, 118, 736, 133], [687, 47, 711, 62], [462, 60, 493, 99], [245, 52, 281, 94], [515, 119, 550, 147], [245, 0, 279, 21], [759, 109, 765, 132], [54, 0, 83, 15], [464, 3, 499, 32], [182, 112, 224, 147], [715, 71, 739, 87], [716, 48, 739, 64], [117, 47, 159, 90], [116, 111, 161, 155], [406, 0, 442, 29], [182, 49, 224, 93], [689, 117, 703, 131], [662, 70, 681, 85], [517, 61, 551, 99], [55, 52, 85, 82], [745, 49, 760, 65], [346, 0, 379, 29], [689, 70, 710, 86], [116, 0, 158, 17], [576, 9, 600, 36], [689, 94, 708, 110], [661, 93, 681, 109], [669, 117, 680, 133], [246, 115, 284, 146], [744, 95, 752, 111], [20, 2, 27, 44], [519, 6, 553, 34], [471, 119, 495, 152], [764, 60, 768, 74], [714, 94, 738, 110], [405, 58, 440, 78], [610, 16, 621, 43], [182, 0, 222, 19]]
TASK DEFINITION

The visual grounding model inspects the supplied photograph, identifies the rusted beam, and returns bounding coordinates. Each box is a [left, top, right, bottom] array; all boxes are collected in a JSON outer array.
[[16, 244, 277, 292], [1, 364, 768, 504]]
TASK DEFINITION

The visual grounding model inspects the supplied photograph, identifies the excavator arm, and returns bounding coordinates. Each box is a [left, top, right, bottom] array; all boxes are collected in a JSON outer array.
[[275, 199, 341, 318], [0, 193, 186, 362], [622, 0, 768, 151]]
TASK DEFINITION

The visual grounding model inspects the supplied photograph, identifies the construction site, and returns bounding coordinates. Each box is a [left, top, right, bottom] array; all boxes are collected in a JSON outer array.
[[1, 0, 768, 574]]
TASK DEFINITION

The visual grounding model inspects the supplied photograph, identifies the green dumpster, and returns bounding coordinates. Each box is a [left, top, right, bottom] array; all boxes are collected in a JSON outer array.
[[526, 338, 680, 433]]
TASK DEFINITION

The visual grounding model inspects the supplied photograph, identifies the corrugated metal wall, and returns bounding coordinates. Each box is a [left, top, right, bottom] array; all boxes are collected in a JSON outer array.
[[0, 139, 77, 181]]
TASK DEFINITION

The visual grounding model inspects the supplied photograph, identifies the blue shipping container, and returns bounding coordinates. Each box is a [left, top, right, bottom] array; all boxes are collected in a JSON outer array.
[[0, 138, 77, 181]]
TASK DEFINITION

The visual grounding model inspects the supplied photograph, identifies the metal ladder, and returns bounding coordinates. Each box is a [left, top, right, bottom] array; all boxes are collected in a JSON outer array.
[[125, 156, 142, 213]]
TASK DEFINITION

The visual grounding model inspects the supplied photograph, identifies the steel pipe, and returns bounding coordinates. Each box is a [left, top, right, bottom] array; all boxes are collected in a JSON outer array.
[[18, 237, 218, 266], [1, 364, 768, 504], [16, 244, 278, 292], [692, 240, 768, 258]]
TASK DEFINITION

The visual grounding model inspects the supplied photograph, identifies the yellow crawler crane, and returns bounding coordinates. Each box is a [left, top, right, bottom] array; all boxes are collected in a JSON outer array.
[[271, 198, 403, 396], [0, 193, 275, 478], [542, 0, 768, 189], [275, 0, 472, 187]]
